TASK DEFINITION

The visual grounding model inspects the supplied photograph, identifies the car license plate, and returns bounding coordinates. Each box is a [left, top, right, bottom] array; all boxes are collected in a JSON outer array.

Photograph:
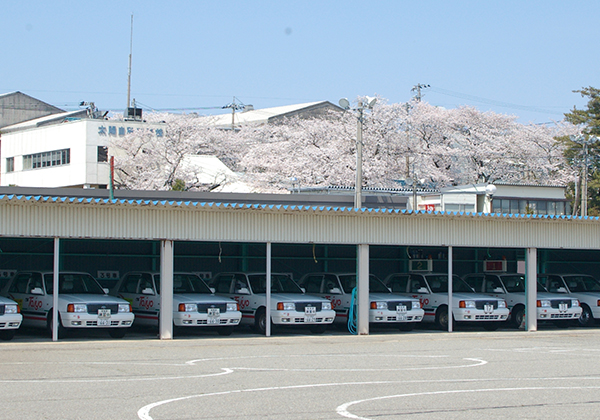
[[396, 305, 407, 313], [305, 307, 317, 315], [98, 309, 111, 326], [208, 308, 220, 324], [484, 304, 494, 314], [559, 303, 568, 312]]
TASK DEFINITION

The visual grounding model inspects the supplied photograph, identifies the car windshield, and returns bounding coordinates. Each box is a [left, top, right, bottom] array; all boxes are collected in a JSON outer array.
[[563, 275, 600, 293], [424, 275, 474, 293], [171, 274, 212, 294], [499, 275, 525, 293], [44, 273, 105, 295], [248, 274, 303, 294], [337, 275, 389, 293]]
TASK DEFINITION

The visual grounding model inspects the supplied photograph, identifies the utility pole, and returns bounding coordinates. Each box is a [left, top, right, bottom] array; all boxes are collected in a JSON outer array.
[[126, 14, 134, 113], [411, 83, 430, 102]]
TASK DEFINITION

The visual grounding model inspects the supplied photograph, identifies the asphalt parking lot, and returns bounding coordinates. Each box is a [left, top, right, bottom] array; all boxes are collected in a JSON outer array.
[[2, 325, 600, 419]]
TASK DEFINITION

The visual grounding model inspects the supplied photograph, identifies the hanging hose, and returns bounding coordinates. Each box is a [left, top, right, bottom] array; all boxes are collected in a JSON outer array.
[[347, 287, 357, 335]]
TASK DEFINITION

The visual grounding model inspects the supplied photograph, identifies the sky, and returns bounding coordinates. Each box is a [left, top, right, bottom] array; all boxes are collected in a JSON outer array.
[[1, 1, 598, 125]]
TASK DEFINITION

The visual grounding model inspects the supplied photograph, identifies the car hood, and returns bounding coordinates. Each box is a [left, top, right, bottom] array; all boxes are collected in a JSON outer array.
[[0, 295, 18, 305], [59, 294, 129, 304], [370, 292, 418, 302], [449, 292, 504, 301], [264, 293, 329, 303], [174, 293, 235, 304]]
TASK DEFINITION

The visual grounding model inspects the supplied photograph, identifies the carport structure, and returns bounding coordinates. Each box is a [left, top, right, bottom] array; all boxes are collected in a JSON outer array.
[[1, 186, 600, 340]]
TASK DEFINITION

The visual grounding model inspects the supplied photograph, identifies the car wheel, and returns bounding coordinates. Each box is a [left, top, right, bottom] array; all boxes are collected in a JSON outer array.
[[0, 329, 16, 341], [109, 328, 127, 339], [47, 311, 66, 338], [510, 305, 525, 329], [217, 327, 234, 336], [309, 325, 326, 334], [254, 308, 268, 335], [578, 304, 594, 327], [398, 323, 415, 332], [435, 306, 454, 330], [483, 322, 500, 331]]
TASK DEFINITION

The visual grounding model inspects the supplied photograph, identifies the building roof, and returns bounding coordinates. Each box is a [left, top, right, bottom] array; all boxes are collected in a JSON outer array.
[[0, 109, 90, 134], [203, 101, 342, 128]]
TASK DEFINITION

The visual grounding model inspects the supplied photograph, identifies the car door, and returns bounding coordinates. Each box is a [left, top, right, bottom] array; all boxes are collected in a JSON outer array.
[[117, 273, 158, 325], [7, 272, 48, 327]]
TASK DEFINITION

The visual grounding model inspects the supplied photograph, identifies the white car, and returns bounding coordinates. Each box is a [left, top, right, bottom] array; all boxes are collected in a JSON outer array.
[[538, 273, 600, 327], [0, 295, 22, 341], [210, 272, 336, 334], [297, 273, 423, 331], [383, 272, 509, 330], [3, 271, 134, 338], [112, 272, 241, 335], [463, 273, 581, 328]]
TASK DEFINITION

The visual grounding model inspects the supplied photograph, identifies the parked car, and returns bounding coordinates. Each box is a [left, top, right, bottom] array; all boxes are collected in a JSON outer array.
[[382, 272, 509, 330], [2, 271, 134, 338], [210, 272, 336, 334], [0, 295, 22, 340], [111, 272, 241, 335], [297, 273, 423, 331], [463, 272, 581, 328], [537, 273, 600, 327]]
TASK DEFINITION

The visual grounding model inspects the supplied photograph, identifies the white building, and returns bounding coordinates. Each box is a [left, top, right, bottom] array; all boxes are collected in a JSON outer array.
[[1, 115, 164, 189]]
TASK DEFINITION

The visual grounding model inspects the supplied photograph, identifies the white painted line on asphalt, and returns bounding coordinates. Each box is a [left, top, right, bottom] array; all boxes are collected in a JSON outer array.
[[336, 386, 600, 420], [0, 368, 233, 384]]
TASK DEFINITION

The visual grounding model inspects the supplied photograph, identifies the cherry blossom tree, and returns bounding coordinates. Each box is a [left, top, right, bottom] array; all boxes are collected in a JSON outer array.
[[109, 97, 578, 194]]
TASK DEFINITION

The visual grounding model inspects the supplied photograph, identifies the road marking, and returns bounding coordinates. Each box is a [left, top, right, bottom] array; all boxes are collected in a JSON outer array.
[[336, 386, 600, 419]]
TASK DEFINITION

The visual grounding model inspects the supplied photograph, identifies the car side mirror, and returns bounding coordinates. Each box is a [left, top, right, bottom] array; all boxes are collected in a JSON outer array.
[[237, 287, 250, 295], [417, 287, 429, 294], [210, 287, 216, 294], [300, 287, 306, 293], [493, 287, 504, 293], [30, 287, 44, 295], [141, 287, 154, 295], [557, 287, 568, 293], [103, 288, 109, 295], [329, 287, 342, 294]]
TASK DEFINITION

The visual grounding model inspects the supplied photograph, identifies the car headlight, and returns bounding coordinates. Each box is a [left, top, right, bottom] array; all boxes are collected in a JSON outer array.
[[498, 300, 506, 308], [459, 300, 476, 309], [118, 303, 131, 313], [277, 302, 295, 311], [370, 301, 387, 310], [412, 301, 421, 309], [572, 299, 580, 307], [226, 302, 238, 312], [67, 303, 87, 313], [4, 304, 18, 314], [178, 303, 197, 312], [321, 302, 332, 311], [537, 300, 551, 308]]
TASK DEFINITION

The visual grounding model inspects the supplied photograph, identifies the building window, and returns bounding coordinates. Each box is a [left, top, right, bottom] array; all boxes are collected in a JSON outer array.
[[23, 148, 70, 170], [97, 146, 108, 162], [5, 157, 14, 173], [492, 198, 570, 216]]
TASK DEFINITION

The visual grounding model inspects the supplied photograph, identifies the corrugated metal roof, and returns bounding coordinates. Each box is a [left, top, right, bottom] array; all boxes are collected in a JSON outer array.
[[0, 192, 596, 221]]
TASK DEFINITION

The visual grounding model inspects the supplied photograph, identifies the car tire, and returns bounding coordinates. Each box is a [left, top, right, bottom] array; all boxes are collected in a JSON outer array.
[[510, 305, 525, 329], [578, 304, 594, 327], [47, 311, 66, 338], [435, 306, 454, 330], [254, 308, 269, 335], [109, 328, 127, 339], [0, 329, 16, 341]]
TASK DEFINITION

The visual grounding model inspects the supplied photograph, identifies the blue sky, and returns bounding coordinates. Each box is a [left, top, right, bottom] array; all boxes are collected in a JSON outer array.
[[2, 1, 598, 124]]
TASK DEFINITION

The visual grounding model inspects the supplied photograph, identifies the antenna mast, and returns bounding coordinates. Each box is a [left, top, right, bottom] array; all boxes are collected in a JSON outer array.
[[126, 14, 134, 112]]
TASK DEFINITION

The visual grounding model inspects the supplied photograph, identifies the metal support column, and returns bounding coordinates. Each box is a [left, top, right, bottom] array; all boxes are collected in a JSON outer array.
[[159, 240, 174, 339], [525, 248, 537, 332], [357, 244, 369, 335], [266, 242, 272, 337], [52, 238, 60, 342], [448, 246, 453, 333]]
